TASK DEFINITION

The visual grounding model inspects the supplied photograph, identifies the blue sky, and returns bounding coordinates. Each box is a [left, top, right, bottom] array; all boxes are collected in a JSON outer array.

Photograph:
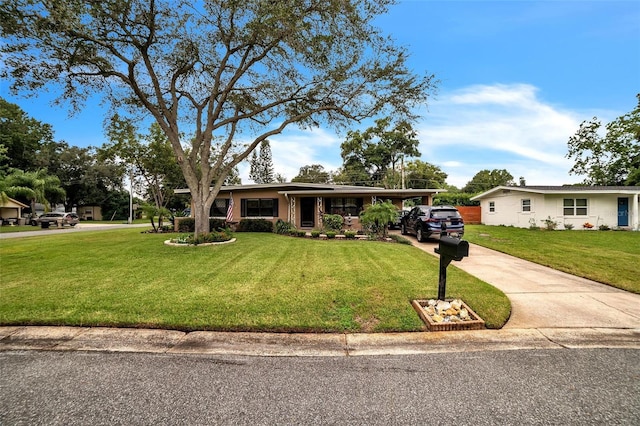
[[2, 0, 639, 188]]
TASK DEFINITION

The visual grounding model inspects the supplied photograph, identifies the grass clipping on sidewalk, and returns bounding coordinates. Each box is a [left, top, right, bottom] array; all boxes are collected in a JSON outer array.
[[0, 230, 510, 332]]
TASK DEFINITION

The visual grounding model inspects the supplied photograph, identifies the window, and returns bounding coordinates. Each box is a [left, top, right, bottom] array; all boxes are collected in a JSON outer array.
[[325, 197, 363, 216], [563, 198, 588, 216], [521, 199, 531, 212], [240, 198, 278, 217], [209, 199, 230, 217], [489, 201, 495, 213]]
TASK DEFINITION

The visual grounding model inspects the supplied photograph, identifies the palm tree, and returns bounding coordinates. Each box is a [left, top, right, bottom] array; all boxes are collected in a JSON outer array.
[[0, 169, 66, 214]]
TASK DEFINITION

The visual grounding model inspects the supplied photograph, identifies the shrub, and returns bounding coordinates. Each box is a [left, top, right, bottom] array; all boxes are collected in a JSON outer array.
[[177, 218, 228, 233], [310, 230, 321, 238], [322, 214, 344, 232], [563, 223, 574, 230], [296, 230, 307, 237], [326, 231, 336, 239], [188, 229, 233, 245], [177, 218, 195, 232], [599, 224, 610, 231], [209, 218, 227, 232], [541, 216, 558, 230], [344, 230, 356, 239], [236, 219, 274, 232], [433, 193, 480, 206], [359, 201, 396, 238], [170, 229, 233, 245], [274, 219, 296, 235]]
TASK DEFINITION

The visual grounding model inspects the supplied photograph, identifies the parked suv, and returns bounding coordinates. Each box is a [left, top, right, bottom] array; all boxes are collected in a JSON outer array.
[[401, 205, 464, 241], [31, 212, 79, 227]]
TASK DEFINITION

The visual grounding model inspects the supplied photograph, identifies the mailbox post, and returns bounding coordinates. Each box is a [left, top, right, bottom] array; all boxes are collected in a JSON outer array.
[[434, 235, 469, 300]]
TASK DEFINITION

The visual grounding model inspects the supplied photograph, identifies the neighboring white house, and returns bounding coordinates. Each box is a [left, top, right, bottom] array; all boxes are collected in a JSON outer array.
[[471, 186, 640, 230]]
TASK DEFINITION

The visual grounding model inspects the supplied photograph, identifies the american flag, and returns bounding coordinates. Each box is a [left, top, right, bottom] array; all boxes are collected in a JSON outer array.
[[226, 194, 234, 222]]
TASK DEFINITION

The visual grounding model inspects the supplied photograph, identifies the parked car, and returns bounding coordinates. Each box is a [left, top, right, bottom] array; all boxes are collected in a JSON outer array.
[[31, 212, 80, 227], [401, 205, 464, 241], [389, 209, 409, 230]]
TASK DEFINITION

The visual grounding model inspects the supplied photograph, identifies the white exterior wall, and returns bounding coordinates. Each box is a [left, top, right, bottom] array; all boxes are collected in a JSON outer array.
[[480, 191, 638, 230], [479, 191, 546, 228]]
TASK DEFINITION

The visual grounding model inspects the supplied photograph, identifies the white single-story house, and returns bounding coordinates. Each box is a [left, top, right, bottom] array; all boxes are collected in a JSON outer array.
[[175, 182, 446, 231], [471, 186, 640, 230]]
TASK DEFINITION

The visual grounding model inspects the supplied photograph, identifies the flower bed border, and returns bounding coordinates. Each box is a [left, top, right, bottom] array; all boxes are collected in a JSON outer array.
[[411, 299, 485, 332], [164, 238, 236, 247]]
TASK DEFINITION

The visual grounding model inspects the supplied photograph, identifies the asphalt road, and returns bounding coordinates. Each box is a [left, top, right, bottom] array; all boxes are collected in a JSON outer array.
[[2, 348, 638, 425]]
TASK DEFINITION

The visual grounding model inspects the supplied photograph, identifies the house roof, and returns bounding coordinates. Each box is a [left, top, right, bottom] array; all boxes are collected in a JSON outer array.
[[0, 197, 29, 208], [471, 185, 640, 200], [175, 183, 445, 198]]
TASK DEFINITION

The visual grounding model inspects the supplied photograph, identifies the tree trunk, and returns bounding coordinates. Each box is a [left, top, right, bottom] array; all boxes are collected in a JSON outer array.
[[191, 185, 218, 238]]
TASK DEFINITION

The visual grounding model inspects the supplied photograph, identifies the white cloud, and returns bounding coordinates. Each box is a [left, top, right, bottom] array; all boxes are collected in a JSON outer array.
[[238, 83, 614, 188], [415, 83, 595, 188]]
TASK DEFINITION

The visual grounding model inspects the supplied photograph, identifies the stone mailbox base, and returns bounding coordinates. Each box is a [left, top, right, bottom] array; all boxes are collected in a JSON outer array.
[[411, 299, 485, 332]]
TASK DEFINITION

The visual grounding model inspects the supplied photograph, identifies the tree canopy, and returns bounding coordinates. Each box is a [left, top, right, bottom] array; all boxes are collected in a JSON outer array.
[[567, 94, 640, 186], [0, 97, 54, 173], [339, 117, 421, 187], [291, 164, 331, 184], [249, 140, 275, 184], [462, 169, 515, 193], [404, 160, 447, 189], [1, 0, 435, 236]]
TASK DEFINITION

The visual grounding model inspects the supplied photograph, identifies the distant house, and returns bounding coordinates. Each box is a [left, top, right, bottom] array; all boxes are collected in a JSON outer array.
[[78, 205, 103, 221], [174, 183, 445, 231], [471, 186, 640, 230], [0, 197, 29, 225]]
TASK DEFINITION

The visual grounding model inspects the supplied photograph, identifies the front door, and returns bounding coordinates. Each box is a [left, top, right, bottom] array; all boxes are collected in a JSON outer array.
[[300, 197, 315, 228], [618, 198, 629, 227]]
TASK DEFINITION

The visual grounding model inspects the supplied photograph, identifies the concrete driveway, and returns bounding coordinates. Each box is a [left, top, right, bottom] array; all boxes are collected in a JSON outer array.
[[402, 234, 640, 330]]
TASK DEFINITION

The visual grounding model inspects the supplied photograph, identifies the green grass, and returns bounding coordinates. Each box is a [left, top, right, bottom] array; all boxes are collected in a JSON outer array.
[[464, 225, 640, 294], [0, 225, 40, 233], [0, 230, 510, 332]]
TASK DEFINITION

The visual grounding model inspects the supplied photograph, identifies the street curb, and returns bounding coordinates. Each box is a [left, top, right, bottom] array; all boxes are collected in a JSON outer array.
[[1, 326, 638, 357]]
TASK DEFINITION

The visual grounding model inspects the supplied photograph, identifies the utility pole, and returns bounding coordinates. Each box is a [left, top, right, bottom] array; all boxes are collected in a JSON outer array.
[[128, 171, 133, 224]]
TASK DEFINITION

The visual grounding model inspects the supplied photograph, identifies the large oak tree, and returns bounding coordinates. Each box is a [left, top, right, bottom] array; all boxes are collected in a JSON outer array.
[[1, 0, 435, 236]]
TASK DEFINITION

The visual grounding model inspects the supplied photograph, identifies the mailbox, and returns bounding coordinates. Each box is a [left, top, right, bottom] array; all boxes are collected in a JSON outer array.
[[434, 236, 470, 301], [434, 236, 469, 261]]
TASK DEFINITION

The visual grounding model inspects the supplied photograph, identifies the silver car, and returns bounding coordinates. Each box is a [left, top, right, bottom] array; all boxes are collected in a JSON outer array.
[[32, 212, 80, 227]]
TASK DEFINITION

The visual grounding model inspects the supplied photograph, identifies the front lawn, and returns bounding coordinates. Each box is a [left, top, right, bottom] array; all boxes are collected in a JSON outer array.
[[464, 225, 640, 294], [0, 230, 510, 332]]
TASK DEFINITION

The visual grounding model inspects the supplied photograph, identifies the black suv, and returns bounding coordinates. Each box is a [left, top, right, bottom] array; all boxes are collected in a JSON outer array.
[[401, 205, 464, 241]]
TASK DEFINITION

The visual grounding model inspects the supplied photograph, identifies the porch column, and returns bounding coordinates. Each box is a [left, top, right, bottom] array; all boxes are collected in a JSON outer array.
[[317, 197, 323, 228], [290, 196, 296, 225], [633, 193, 639, 231]]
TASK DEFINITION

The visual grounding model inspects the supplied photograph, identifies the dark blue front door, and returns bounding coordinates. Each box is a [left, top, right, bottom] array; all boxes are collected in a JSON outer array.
[[618, 198, 629, 227]]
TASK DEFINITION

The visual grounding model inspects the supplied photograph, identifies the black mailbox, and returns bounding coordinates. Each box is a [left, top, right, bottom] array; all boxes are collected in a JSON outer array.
[[434, 236, 469, 261], [434, 236, 470, 300]]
